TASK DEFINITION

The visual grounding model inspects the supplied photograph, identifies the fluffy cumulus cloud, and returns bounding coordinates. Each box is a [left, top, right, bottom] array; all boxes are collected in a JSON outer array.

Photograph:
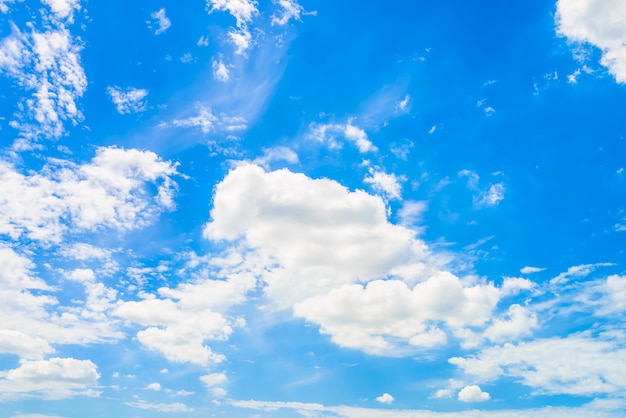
[[376, 393, 394, 404], [203, 164, 528, 355], [0, 147, 179, 243], [0, 357, 100, 400], [457, 385, 490, 402], [106, 86, 149, 114], [212, 59, 230, 82], [556, 0, 626, 83], [0, 6, 86, 142]]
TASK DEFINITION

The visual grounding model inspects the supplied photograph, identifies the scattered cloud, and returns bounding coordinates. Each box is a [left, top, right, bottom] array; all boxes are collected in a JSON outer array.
[[364, 167, 405, 200], [212, 59, 230, 82], [0, 10, 86, 142], [106, 86, 149, 114], [125, 400, 193, 413], [252, 146, 299, 169], [271, 0, 309, 26], [556, 0, 626, 83], [170, 104, 247, 134], [146, 382, 161, 391], [376, 392, 394, 404], [457, 385, 490, 402], [309, 121, 377, 153], [149, 8, 171, 35], [207, 0, 259, 55], [395, 94, 411, 113], [521, 266, 546, 274], [474, 183, 505, 207]]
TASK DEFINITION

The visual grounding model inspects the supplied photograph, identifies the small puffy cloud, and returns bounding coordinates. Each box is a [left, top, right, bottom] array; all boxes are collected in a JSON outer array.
[[200, 372, 227, 387], [458, 385, 490, 402], [212, 59, 230, 82], [556, 0, 626, 83], [432, 389, 453, 399], [149, 8, 171, 35], [106, 86, 148, 114], [146, 382, 161, 391], [375, 393, 394, 404], [364, 168, 405, 200], [521, 266, 545, 274]]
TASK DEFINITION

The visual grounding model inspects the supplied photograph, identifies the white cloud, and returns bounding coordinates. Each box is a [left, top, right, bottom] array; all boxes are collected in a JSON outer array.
[[450, 334, 626, 395], [551, 263, 614, 284], [0, 357, 100, 400], [375, 393, 394, 404], [364, 168, 405, 200], [106, 86, 149, 114], [483, 304, 538, 342], [271, 0, 305, 26], [125, 400, 193, 413], [146, 382, 161, 391], [474, 183, 505, 207], [203, 165, 521, 355], [0, 330, 54, 360], [556, 0, 626, 83], [232, 398, 626, 417], [200, 372, 228, 387], [171, 104, 247, 134], [520, 266, 545, 274], [395, 94, 410, 113], [42, 0, 81, 22], [252, 146, 299, 169], [309, 121, 377, 153], [212, 59, 230, 82], [0, 147, 179, 243], [149, 8, 171, 35], [457, 385, 490, 402], [207, 0, 258, 54], [0, 20, 86, 141]]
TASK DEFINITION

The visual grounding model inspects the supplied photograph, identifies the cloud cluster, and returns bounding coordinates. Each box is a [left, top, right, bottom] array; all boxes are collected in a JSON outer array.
[[207, 0, 259, 55], [309, 121, 377, 153], [203, 164, 531, 354], [0, 147, 179, 243], [0, 1, 86, 142]]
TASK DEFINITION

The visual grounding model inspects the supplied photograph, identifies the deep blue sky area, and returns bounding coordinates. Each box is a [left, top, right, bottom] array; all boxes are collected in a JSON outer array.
[[1, 0, 626, 417]]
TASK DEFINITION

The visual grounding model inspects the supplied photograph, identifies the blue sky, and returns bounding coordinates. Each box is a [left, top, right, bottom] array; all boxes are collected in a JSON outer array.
[[1, 0, 626, 416]]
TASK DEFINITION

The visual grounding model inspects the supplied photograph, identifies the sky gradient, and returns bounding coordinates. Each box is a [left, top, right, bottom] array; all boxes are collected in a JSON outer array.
[[1, 0, 626, 417]]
